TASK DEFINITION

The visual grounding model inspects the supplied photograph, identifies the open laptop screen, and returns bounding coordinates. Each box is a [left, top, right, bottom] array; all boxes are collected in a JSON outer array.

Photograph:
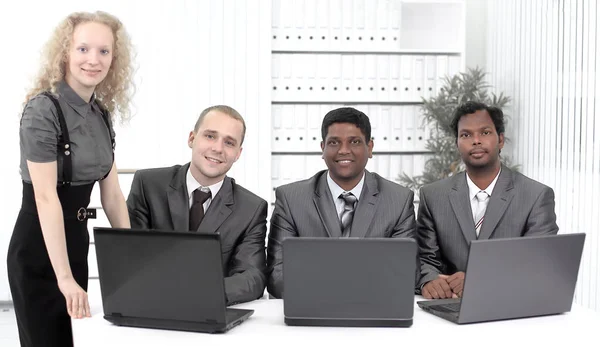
[[283, 238, 417, 321], [94, 227, 227, 324]]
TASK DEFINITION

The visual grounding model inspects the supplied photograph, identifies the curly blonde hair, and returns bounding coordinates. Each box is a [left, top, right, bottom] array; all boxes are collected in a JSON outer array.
[[24, 11, 135, 123]]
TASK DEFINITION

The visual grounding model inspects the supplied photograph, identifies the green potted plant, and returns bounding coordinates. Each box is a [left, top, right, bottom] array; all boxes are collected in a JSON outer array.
[[399, 66, 515, 191]]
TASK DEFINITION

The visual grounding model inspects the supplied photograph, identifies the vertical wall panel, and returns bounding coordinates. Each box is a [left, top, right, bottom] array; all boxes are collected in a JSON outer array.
[[487, 0, 600, 311]]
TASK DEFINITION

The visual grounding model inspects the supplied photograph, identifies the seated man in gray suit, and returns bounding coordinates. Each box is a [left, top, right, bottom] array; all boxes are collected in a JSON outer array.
[[127, 105, 268, 305], [417, 101, 559, 299], [267, 107, 417, 298]]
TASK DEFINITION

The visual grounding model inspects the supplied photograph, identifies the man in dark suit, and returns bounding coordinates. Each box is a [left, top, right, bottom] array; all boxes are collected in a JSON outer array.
[[417, 101, 559, 299], [267, 107, 417, 298], [127, 105, 267, 305]]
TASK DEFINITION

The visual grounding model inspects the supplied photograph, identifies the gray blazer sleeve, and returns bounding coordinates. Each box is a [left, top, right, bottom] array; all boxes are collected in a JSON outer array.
[[391, 189, 416, 238], [391, 189, 420, 287], [416, 188, 444, 291], [224, 200, 268, 305], [266, 187, 297, 299], [524, 186, 559, 236], [126, 171, 151, 229]]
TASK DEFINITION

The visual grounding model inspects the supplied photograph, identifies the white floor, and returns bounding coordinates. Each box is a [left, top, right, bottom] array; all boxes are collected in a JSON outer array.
[[0, 304, 19, 347]]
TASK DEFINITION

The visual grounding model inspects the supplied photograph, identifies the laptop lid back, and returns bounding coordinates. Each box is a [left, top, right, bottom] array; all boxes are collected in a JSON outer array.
[[94, 227, 227, 324], [283, 238, 417, 320], [459, 233, 585, 323]]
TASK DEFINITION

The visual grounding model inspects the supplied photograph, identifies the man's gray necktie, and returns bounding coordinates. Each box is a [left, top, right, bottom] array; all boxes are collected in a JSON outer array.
[[339, 192, 357, 237]]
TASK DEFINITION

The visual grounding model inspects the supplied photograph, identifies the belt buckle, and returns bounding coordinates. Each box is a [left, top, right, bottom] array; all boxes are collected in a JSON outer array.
[[77, 207, 87, 221]]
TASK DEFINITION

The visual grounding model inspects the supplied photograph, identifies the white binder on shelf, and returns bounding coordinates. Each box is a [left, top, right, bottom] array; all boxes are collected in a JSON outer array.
[[364, 0, 377, 51], [402, 105, 417, 151], [389, 0, 402, 50], [377, 55, 391, 102], [436, 55, 449, 94], [272, 105, 284, 151], [365, 54, 378, 101], [353, 0, 367, 47], [353, 55, 366, 101], [272, 0, 283, 50], [390, 56, 402, 101], [376, 0, 391, 51], [292, 104, 308, 152], [303, 54, 317, 101], [279, 0, 294, 51], [366, 105, 379, 146], [272, 54, 281, 100], [279, 54, 293, 101], [341, 54, 354, 100], [390, 154, 403, 184], [414, 106, 428, 152], [330, 54, 343, 99], [304, 0, 318, 50], [292, 0, 306, 50], [281, 104, 296, 151], [412, 56, 425, 102], [306, 105, 322, 151], [316, 0, 329, 51], [391, 105, 405, 151], [424, 56, 437, 99], [329, 0, 343, 51], [292, 53, 307, 101], [401, 55, 412, 101], [315, 54, 330, 102], [376, 105, 393, 151], [280, 155, 304, 186], [341, 0, 353, 50], [375, 154, 391, 181]]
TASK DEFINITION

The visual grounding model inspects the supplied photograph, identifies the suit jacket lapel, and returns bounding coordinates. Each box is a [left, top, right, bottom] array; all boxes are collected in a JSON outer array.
[[478, 167, 514, 240], [351, 171, 379, 238], [449, 172, 478, 242], [167, 163, 191, 232], [200, 176, 234, 234], [313, 172, 342, 237]]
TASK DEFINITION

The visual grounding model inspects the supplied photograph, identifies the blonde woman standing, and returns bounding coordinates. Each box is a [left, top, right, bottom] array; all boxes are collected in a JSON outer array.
[[7, 11, 135, 346]]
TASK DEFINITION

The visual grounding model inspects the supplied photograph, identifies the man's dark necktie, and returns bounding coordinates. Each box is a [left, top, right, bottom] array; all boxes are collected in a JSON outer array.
[[189, 187, 211, 231], [339, 192, 357, 237]]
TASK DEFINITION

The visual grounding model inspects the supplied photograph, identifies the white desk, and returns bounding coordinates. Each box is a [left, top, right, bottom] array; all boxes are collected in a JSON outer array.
[[74, 282, 600, 347]]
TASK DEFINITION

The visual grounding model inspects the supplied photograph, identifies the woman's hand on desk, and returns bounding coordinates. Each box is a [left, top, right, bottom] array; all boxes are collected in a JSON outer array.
[[58, 277, 91, 319]]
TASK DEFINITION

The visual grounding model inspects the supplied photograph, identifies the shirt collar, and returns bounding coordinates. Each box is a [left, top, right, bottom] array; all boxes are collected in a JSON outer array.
[[57, 80, 97, 117], [466, 168, 501, 201], [186, 167, 224, 201], [327, 171, 365, 201]]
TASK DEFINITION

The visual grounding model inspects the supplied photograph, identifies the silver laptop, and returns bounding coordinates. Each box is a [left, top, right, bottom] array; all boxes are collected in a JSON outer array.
[[417, 233, 585, 324], [93, 227, 253, 333], [283, 237, 417, 327]]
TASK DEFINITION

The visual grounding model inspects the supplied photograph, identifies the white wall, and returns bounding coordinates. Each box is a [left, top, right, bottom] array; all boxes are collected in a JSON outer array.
[[0, 0, 271, 301], [487, 0, 600, 311]]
